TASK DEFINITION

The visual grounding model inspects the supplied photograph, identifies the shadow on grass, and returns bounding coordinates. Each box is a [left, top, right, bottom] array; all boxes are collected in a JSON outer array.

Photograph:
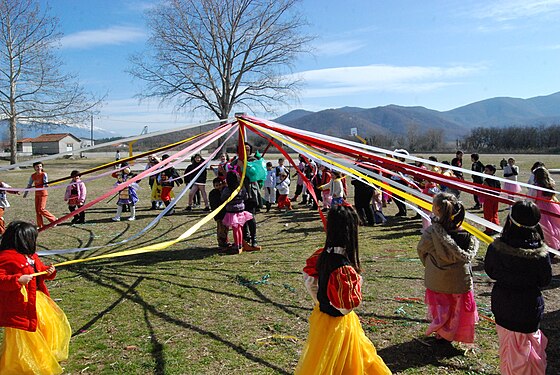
[[76, 272, 291, 375], [377, 337, 465, 373], [542, 308, 560, 374]]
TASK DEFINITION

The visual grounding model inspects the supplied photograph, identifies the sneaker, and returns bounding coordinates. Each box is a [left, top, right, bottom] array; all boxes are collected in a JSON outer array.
[[128, 217, 136, 221], [203, 206, 210, 212], [472, 204, 481, 210], [165, 209, 175, 216], [112, 217, 121, 222], [184, 206, 192, 211]]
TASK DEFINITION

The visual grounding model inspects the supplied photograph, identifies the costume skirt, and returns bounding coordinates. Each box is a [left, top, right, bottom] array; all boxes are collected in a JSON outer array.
[[496, 324, 547, 375], [536, 199, 560, 250], [295, 305, 391, 375], [222, 211, 253, 228], [0, 291, 71, 375], [425, 289, 478, 343], [503, 181, 522, 194]]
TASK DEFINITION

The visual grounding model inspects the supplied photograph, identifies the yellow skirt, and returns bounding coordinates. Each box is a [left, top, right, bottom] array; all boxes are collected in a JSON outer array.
[[0, 291, 71, 375], [295, 305, 391, 374]]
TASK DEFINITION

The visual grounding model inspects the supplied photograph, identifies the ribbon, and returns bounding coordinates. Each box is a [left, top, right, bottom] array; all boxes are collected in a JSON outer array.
[[31, 123, 248, 276]]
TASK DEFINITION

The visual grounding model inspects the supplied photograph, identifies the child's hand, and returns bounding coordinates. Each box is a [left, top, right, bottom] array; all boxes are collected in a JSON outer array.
[[46, 265, 55, 275], [18, 275, 33, 285]]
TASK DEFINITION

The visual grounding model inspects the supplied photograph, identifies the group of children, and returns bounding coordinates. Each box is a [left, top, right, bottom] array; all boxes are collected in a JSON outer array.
[[0, 149, 558, 374], [296, 193, 552, 374]]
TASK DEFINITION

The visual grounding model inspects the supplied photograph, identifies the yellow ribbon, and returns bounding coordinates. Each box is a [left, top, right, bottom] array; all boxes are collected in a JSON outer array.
[[32, 125, 247, 276], [20, 286, 28, 303], [243, 120, 493, 245]]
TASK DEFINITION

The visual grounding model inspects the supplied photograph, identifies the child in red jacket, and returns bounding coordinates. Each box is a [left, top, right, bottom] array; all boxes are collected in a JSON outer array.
[[0, 221, 71, 374]]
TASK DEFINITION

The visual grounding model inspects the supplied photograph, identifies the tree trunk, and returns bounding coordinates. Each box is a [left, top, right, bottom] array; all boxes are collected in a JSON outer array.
[[9, 115, 17, 165]]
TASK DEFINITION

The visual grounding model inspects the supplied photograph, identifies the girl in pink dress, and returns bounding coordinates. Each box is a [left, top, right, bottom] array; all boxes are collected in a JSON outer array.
[[531, 167, 560, 250], [417, 193, 479, 344]]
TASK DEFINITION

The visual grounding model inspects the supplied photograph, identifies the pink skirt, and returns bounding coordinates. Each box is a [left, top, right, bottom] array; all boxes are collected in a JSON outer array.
[[496, 325, 547, 375], [535, 199, 560, 250], [425, 289, 478, 343], [503, 181, 522, 194], [222, 211, 253, 228]]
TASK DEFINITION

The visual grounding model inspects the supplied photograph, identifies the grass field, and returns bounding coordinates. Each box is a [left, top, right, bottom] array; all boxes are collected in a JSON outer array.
[[1, 152, 559, 374]]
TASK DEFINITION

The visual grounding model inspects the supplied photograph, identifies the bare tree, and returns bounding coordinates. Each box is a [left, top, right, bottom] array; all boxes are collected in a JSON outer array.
[[129, 0, 312, 120], [0, 0, 100, 163]]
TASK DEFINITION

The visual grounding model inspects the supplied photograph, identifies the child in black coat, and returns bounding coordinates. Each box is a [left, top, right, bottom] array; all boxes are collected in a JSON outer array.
[[484, 200, 552, 375]]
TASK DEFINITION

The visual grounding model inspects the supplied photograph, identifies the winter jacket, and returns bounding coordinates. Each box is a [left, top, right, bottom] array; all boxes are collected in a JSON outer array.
[[209, 188, 226, 221], [221, 186, 248, 213], [417, 223, 479, 294], [184, 160, 207, 185], [0, 250, 56, 331], [64, 180, 87, 204], [484, 238, 551, 333]]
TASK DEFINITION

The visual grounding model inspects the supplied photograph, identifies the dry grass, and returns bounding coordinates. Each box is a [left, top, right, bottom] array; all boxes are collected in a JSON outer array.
[[0, 153, 559, 374]]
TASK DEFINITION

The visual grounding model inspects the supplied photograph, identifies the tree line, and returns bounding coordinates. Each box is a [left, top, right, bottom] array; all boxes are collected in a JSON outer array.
[[461, 125, 560, 153]]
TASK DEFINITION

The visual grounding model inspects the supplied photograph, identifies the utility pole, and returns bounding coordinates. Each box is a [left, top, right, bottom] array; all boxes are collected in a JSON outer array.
[[90, 114, 94, 146]]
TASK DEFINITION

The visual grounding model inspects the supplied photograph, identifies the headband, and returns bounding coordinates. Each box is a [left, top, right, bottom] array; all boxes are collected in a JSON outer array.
[[508, 214, 538, 229]]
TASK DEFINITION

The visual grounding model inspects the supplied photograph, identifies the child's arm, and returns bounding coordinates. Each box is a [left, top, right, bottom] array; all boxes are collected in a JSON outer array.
[[327, 266, 362, 315], [23, 175, 33, 198], [80, 182, 87, 204], [34, 256, 56, 280]]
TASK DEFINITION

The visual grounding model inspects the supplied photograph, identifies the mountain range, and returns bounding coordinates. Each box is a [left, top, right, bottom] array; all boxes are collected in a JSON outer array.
[[273, 91, 560, 140]]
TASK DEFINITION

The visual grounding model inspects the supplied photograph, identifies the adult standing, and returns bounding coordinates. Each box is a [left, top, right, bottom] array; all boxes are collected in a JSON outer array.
[[241, 142, 261, 251]]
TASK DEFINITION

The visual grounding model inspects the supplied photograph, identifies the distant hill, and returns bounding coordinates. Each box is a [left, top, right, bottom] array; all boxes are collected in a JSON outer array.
[[0, 120, 118, 141], [273, 91, 560, 140]]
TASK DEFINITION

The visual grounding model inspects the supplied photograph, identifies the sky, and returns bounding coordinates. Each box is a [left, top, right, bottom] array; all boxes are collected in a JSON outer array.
[[42, 0, 560, 136]]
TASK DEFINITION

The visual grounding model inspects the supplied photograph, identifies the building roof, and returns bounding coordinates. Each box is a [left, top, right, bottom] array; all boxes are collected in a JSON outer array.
[[22, 133, 81, 143], [17, 138, 34, 143]]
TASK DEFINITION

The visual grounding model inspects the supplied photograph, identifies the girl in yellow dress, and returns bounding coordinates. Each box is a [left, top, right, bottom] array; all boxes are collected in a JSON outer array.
[[0, 221, 71, 374], [297, 205, 391, 374]]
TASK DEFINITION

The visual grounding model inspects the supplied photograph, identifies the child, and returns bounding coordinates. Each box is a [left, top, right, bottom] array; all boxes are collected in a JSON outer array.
[[296, 205, 391, 374], [64, 170, 87, 224], [417, 193, 479, 345], [23, 161, 57, 229], [145, 155, 163, 210], [157, 154, 182, 215], [503, 157, 521, 198], [327, 170, 345, 206], [209, 178, 229, 250], [291, 155, 308, 204], [276, 171, 292, 210], [531, 167, 560, 250], [0, 180, 19, 234], [263, 161, 277, 212], [351, 177, 375, 226], [484, 201, 551, 375], [372, 187, 388, 224], [112, 167, 139, 221], [318, 166, 332, 211], [184, 154, 209, 211], [221, 172, 253, 254], [470, 153, 485, 209], [0, 221, 71, 374], [481, 164, 501, 235]]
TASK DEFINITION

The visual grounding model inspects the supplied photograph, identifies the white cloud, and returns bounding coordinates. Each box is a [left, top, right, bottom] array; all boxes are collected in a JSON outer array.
[[292, 64, 484, 98], [472, 0, 560, 21], [61, 26, 146, 49], [314, 40, 366, 57]]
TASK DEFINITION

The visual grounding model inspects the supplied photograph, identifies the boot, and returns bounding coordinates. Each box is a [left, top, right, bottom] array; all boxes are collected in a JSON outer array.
[[112, 205, 123, 221], [150, 201, 157, 210], [265, 202, 271, 212], [128, 206, 136, 221], [243, 239, 261, 252]]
